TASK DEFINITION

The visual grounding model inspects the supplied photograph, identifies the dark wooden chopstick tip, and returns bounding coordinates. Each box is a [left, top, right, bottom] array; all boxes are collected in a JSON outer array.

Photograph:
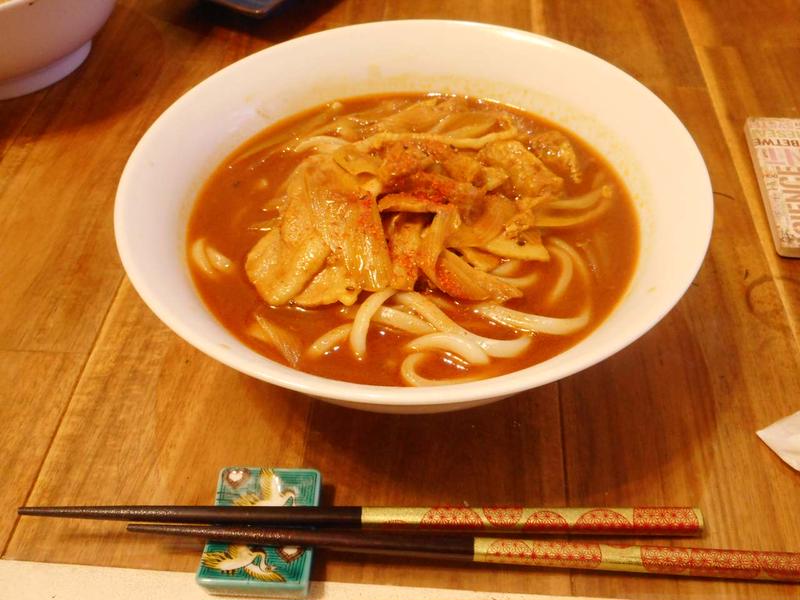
[[18, 507, 55, 516], [15, 505, 364, 526], [17, 506, 76, 516]]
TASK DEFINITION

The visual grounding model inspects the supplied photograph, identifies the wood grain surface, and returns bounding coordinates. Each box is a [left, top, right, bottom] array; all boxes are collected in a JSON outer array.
[[1, 1, 799, 599]]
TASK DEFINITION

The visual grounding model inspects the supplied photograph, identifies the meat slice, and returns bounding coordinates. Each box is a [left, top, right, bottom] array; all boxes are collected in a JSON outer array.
[[303, 155, 392, 291], [377, 139, 453, 186], [385, 214, 425, 290], [528, 130, 582, 182], [293, 260, 359, 307], [446, 194, 517, 247], [333, 144, 382, 176], [378, 192, 448, 214], [443, 153, 483, 184], [245, 160, 333, 305], [246, 155, 393, 305], [394, 171, 483, 218], [478, 140, 564, 199], [245, 229, 330, 306], [443, 154, 509, 192]]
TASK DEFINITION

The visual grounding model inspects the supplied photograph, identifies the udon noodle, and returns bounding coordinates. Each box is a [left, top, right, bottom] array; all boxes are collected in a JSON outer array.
[[187, 94, 639, 386]]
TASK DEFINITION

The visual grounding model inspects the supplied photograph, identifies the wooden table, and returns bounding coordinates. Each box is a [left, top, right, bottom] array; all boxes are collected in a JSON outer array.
[[2, 1, 799, 598]]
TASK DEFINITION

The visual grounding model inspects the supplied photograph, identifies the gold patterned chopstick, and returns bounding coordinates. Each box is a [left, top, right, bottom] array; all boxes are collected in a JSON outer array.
[[473, 537, 800, 581], [361, 506, 703, 535], [128, 523, 800, 582], [18, 505, 704, 535]]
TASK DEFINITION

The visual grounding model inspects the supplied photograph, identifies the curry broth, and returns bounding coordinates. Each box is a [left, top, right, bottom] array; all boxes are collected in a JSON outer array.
[[188, 94, 639, 386]]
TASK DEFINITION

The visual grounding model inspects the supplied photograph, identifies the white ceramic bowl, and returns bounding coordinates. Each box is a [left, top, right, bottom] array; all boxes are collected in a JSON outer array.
[[115, 20, 713, 414], [0, 0, 115, 100]]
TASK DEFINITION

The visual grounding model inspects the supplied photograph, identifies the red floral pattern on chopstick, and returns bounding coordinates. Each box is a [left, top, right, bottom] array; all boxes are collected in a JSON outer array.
[[474, 539, 800, 581], [641, 546, 800, 580], [364, 506, 702, 535]]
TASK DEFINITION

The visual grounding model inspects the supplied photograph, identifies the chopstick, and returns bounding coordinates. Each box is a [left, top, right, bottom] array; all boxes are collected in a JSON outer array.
[[128, 523, 800, 582], [17, 505, 704, 536]]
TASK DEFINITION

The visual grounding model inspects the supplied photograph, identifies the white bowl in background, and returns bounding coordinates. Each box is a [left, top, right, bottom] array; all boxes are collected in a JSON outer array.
[[115, 20, 713, 414], [0, 0, 115, 100]]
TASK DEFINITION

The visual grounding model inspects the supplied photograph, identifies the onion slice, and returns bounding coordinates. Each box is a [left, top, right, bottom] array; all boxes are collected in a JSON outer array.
[[249, 314, 302, 367]]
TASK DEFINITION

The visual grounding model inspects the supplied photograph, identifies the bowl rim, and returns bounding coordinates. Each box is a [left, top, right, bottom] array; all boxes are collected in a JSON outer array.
[[115, 19, 713, 409], [0, 0, 61, 12], [0, 0, 116, 16], [0, 0, 27, 11]]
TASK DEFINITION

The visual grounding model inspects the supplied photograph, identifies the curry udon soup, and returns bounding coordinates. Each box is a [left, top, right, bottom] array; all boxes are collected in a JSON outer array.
[[187, 94, 639, 387]]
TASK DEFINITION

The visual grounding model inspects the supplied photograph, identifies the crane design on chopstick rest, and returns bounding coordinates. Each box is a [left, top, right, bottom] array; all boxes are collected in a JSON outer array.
[[234, 468, 300, 508], [196, 467, 321, 598], [201, 544, 285, 582]]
